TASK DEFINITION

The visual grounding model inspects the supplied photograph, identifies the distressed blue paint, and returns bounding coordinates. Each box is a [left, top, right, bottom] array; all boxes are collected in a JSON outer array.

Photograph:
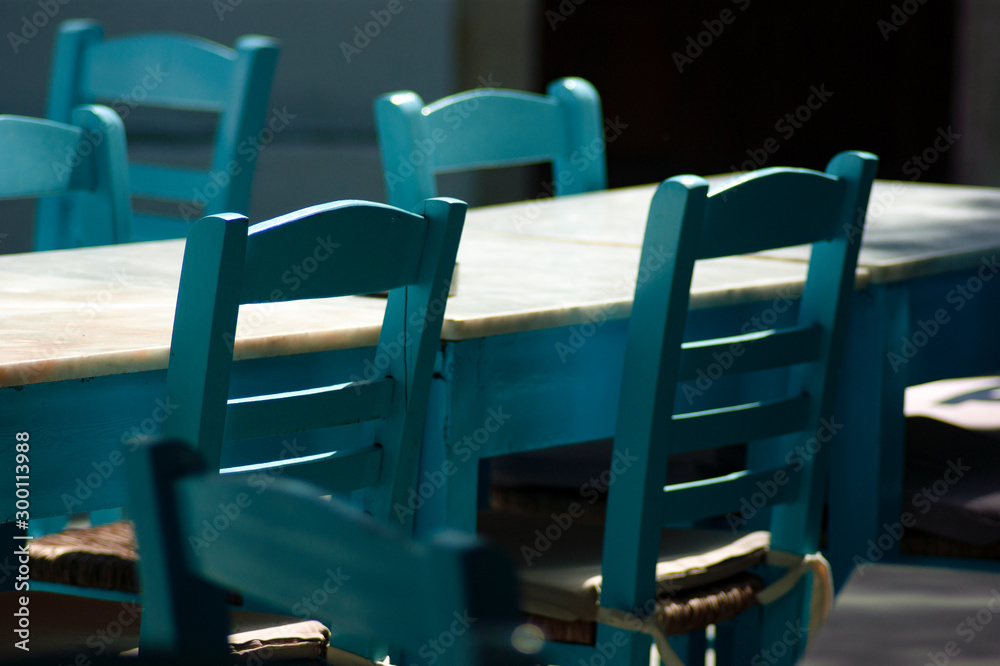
[[0, 106, 132, 249], [375, 77, 606, 210], [38, 20, 280, 247], [128, 440, 528, 664]]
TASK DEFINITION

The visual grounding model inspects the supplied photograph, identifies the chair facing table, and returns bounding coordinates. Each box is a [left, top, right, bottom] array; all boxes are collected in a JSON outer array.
[[459, 152, 878, 666], [374, 77, 606, 210], [0, 105, 131, 247], [37, 19, 280, 248], [22, 196, 465, 658]]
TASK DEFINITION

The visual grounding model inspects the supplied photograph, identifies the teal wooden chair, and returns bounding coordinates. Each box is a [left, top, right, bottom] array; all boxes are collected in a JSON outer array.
[[0, 106, 131, 246], [126, 438, 534, 666], [374, 77, 606, 211], [37, 19, 279, 249], [466, 152, 879, 666], [25, 197, 465, 647]]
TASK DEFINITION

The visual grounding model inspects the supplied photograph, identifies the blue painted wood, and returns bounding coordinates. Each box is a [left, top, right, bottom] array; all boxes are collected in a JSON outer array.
[[0, 346, 390, 528], [128, 439, 528, 665], [375, 77, 606, 210], [0, 106, 132, 249], [678, 325, 822, 380], [429, 152, 877, 666], [37, 20, 279, 248], [596, 152, 876, 666], [163, 197, 466, 530]]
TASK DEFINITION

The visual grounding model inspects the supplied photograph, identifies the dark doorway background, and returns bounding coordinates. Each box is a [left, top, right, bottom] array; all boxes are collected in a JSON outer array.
[[540, 1, 956, 187]]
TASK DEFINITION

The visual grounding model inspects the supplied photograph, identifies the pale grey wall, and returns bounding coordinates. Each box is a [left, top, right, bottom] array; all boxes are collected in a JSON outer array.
[[0, 0, 540, 253]]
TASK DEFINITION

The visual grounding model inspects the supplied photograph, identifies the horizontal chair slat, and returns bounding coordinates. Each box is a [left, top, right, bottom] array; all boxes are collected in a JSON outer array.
[[178, 470, 430, 639], [224, 377, 394, 442], [660, 464, 802, 525], [671, 393, 811, 452], [678, 325, 823, 381], [700, 170, 847, 258], [129, 163, 211, 200], [221, 444, 383, 493]]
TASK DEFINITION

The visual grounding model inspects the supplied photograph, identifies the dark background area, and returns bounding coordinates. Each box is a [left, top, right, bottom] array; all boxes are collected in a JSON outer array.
[[540, 1, 956, 186], [0, 1, 977, 251]]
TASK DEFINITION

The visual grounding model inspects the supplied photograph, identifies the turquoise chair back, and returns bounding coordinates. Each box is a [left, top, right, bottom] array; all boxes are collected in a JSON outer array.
[[600, 152, 877, 664], [0, 105, 131, 247], [38, 19, 279, 248], [128, 438, 530, 665], [375, 77, 606, 210], [163, 197, 465, 528]]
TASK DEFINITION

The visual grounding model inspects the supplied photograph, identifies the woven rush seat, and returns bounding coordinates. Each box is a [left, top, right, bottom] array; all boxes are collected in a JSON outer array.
[[30, 520, 139, 592], [477, 511, 770, 644], [28, 522, 332, 662], [526, 572, 764, 645], [30, 520, 256, 606]]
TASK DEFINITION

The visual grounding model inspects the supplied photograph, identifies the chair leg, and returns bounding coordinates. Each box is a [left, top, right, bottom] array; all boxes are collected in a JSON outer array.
[[667, 630, 706, 665], [715, 607, 761, 665], [755, 579, 810, 666]]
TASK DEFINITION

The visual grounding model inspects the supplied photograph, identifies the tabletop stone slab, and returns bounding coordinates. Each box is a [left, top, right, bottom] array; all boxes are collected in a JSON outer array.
[[470, 179, 1000, 284], [757, 180, 1000, 282], [0, 202, 817, 387]]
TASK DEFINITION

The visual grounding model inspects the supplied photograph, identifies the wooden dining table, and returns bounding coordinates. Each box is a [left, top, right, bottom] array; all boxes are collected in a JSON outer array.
[[2, 178, 999, 588]]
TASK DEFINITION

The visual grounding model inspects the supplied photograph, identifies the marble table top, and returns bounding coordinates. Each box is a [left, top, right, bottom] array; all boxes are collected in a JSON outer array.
[[5, 177, 994, 388], [0, 197, 817, 388], [472, 179, 1000, 283]]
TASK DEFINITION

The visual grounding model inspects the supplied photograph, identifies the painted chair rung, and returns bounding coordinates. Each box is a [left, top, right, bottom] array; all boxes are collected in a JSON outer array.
[[222, 444, 383, 493], [224, 378, 395, 441], [129, 164, 210, 200], [671, 394, 812, 452], [678, 324, 823, 381], [660, 464, 802, 525]]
